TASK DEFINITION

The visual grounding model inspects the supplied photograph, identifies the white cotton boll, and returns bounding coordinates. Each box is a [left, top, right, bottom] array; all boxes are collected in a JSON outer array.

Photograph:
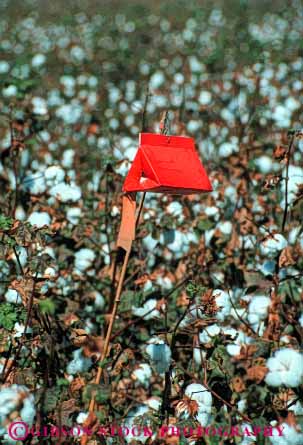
[[216, 221, 232, 235], [225, 330, 254, 357], [124, 146, 137, 161], [237, 399, 247, 413], [204, 206, 219, 220], [15, 205, 26, 221], [13, 246, 27, 268], [74, 248, 96, 272], [150, 71, 165, 89], [89, 291, 105, 309], [185, 383, 212, 409], [45, 165, 65, 186], [280, 165, 303, 204], [124, 403, 155, 444], [132, 299, 160, 320], [146, 338, 171, 374], [285, 97, 300, 112], [76, 412, 89, 424], [0, 61, 10, 73], [27, 211, 51, 228], [132, 363, 152, 386], [258, 260, 276, 276], [219, 141, 238, 158], [32, 53, 46, 67], [299, 314, 303, 327], [24, 172, 46, 195], [166, 201, 183, 220], [66, 348, 92, 375], [247, 295, 271, 325], [193, 347, 207, 365], [289, 400, 303, 416], [155, 276, 172, 290], [265, 348, 303, 388], [272, 105, 291, 128], [142, 234, 158, 251], [49, 183, 81, 202], [260, 234, 287, 257], [204, 229, 215, 246], [288, 226, 300, 245], [14, 322, 33, 338], [5, 289, 22, 304], [254, 156, 274, 174], [270, 423, 303, 445], [199, 91, 212, 105], [199, 324, 221, 344], [66, 207, 82, 225], [32, 97, 48, 115], [56, 103, 82, 124], [212, 289, 231, 321], [184, 383, 212, 425], [0, 385, 35, 437], [3, 85, 17, 97], [62, 149, 75, 168]]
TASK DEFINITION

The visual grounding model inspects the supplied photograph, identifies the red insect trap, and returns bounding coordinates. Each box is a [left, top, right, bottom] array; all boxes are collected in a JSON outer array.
[[123, 132, 212, 194], [117, 133, 212, 251]]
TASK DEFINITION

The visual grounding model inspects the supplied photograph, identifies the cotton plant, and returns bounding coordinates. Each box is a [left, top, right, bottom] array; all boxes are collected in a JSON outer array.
[[132, 299, 161, 320], [265, 348, 303, 388], [27, 211, 51, 228], [175, 383, 212, 426], [74, 248, 96, 273], [247, 295, 271, 334], [66, 348, 92, 375], [124, 397, 161, 444], [0, 385, 35, 444], [131, 363, 152, 387], [260, 233, 288, 257]]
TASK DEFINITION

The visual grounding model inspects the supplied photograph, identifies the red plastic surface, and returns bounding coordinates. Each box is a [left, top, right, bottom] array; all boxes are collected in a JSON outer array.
[[122, 133, 212, 194]]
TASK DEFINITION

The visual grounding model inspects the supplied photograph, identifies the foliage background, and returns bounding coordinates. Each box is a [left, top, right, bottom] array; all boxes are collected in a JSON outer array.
[[0, 1, 302, 444]]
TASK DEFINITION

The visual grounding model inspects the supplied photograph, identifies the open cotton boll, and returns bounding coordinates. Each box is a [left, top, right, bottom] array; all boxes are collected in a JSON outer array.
[[247, 295, 271, 326], [27, 211, 51, 228], [299, 314, 303, 327], [132, 299, 161, 320], [76, 412, 89, 424], [13, 322, 33, 338], [5, 289, 22, 304], [132, 363, 152, 387], [280, 165, 303, 204], [142, 234, 159, 251], [260, 234, 287, 257], [32, 97, 48, 115], [166, 201, 184, 221], [146, 338, 171, 374], [216, 221, 232, 236], [269, 422, 303, 445], [254, 155, 274, 174], [66, 348, 92, 375], [199, 324, 221, 343], [32, 53, 46, 67], [265, 348, 303, 388], [89, 291, 105, 309], [15, 205, 26, 221], [184, 383, 212, 426], [49, 182, 81, 202], [225, 329, 254, 356], [258, 260, 276, 276], [66, 207, 82, 225], [13, 246, 27, 268], [193, 347, 207, 365], [45, 165, 65, 186], [124, 399, 160, 444], [23, 171, 46, 195], [212, 289, 232, 321], [74, 248, 96, 272], [0, 384, 35, 440]]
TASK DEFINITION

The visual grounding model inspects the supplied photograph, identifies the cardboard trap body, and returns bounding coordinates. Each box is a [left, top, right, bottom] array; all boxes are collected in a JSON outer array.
[[122, 133, 212, 194]]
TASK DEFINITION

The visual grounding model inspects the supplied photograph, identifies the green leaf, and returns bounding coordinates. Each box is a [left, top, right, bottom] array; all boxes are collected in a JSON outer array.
[[39, 298, 56, 315], [0, 215, 13, 231], [0, 303, 17, 330]]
